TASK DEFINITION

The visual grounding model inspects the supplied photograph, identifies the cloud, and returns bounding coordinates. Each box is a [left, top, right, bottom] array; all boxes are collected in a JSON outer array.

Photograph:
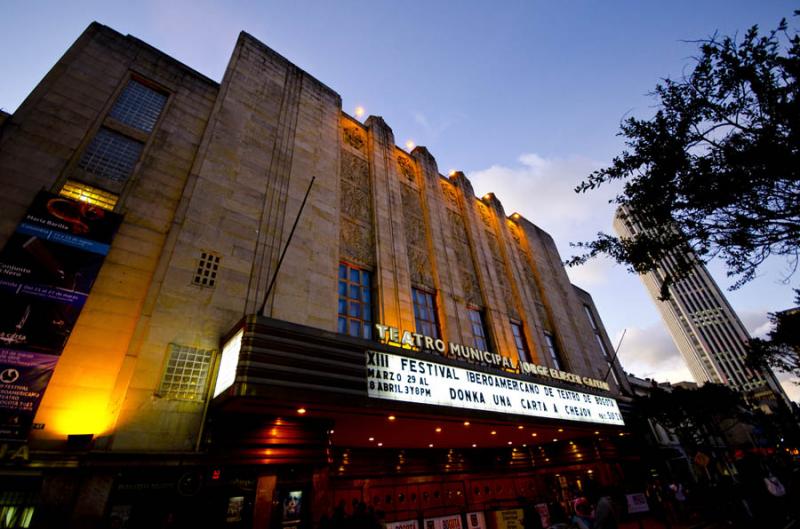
[[469, 152, 619, 288], [614, 324, 693, 383]]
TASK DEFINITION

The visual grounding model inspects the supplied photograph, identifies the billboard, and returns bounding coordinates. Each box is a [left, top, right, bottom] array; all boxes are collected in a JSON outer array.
[[0, 191, 122, 439]]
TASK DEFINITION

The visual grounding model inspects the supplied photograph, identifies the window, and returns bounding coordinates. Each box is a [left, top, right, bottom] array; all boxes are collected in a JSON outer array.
[[510, 321, 530, 363], [59, 180, 118, 211], [543, 332, 562, 370], [158, 344, 214, 401], [412, 288, 439, 339], [583, 304, 598, 331], [108, 79, 168, 133], [77, 127, 144, 183], [193, 251, 221, 288], [584, 303, 621, 388], [338, 263, 372, 339], [468, 308, 489, 351]]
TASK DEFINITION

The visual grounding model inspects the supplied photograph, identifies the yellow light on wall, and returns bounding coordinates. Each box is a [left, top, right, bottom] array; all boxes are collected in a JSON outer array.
[[405, 140, 415, 151], [354, 106, 365, 118], [48, 392, 113, 437], [59, 180, 118, 211]]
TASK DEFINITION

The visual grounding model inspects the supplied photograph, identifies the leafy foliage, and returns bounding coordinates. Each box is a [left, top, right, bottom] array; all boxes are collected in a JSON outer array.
[[747, 290, 800, 378], [570, 13, 800, 293]]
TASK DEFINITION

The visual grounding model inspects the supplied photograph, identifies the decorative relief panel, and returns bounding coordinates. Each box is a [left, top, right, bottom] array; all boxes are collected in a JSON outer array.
[[511, 229, 552, 329], [477, 202, 494, 231], [401, 183, 433, 288], [447, 209, 482, 306], [343, 125, 366, 152], [340, 150, 375, 266], [397, 155, 416, 183], [487, 232, 517, 318], [440, 180, 460, 211]]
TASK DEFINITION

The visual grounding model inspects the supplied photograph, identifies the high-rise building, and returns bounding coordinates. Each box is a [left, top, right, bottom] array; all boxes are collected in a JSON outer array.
[[0, 22, 633, 528], [613, 206, 788, 409]]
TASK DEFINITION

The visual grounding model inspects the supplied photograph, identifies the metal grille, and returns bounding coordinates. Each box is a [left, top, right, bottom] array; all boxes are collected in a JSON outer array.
[[108, 79, 167, 133], [77, 127, 143, 183], [193, 251, 221, 287], [59, 180, 118, 211], [158, 344, 213, 401]]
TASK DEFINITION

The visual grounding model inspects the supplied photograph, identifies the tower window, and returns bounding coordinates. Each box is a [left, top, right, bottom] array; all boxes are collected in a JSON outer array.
[[543, 332, 563, 370], [510, 321, 530, 363], [108, 79, 168, 133], [338, 263, 372, 339], [412, 288, 440, 340], [468, 308, 489, 351]]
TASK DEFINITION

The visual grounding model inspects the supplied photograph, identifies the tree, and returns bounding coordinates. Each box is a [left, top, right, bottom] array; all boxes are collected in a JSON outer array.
[[569, 13, 799, 292]]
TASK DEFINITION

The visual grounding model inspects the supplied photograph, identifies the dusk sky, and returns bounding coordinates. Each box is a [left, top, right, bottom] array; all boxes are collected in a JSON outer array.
[[3, 1, 798, 399]]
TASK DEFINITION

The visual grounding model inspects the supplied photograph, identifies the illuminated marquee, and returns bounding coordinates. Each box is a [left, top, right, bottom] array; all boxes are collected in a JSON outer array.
[[374, 324, 611, 392], [366, 351, 624, 426]]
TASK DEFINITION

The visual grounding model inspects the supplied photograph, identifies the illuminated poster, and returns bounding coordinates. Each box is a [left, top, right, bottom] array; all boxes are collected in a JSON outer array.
[[0, 191, 122, 439], [424, 514, 462, 529]]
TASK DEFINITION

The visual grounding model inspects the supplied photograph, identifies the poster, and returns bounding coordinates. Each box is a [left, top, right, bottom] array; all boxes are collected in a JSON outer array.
[[0, 191, 122, 439], [226, 496, 245, 523], [282, 490, 303, 525], [386, 520, 419, 529], [466, 512, 486, 529], [489, 509, 523, 529], [424, 514, 462, 529], [533, 504, 549, 529], [0, 349, 59, 439], [626, 493, 649, 514]]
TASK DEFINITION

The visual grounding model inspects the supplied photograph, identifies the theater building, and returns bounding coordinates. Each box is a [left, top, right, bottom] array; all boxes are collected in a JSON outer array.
[[0, 23, 633, 529]]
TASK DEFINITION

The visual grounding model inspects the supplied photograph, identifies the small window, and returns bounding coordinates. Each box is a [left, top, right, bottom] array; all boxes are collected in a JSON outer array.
[[510, 321, 530, 363], [158, 344, 214, 401], [468, 308, 489, 351], [193, 251, 221, 288], [59, 180, 118, 211], [412, 288, 439, 340], [337, 263, 372, 339], [108, 79, 168, 133], [543, 332, 563, 370], [583, 305, 598, 331], [77, 127, 144, 183]]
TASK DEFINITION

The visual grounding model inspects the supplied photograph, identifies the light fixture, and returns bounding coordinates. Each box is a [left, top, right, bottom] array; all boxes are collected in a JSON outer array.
[[435, 427, 442, 433], [463, 421, 470, 426], [378, 442, 383, 447], [369, 437, 375, 442], [531, 433, 538, 437], [558, 428, 564, 432], [449, 169, 457, 176], [553, 438, 558, 442], [507, 441, 512, 445], [388, 415, 396, 421], [428, 443, 434, 448], [517, 425, 524, 430], [297, 408, 307, 415], [472, 443, 477, 447], [405, 140, 415, 150], [491, 431, 497, 435], [354, 106, 365, 118], [594, 431, 600, 435]]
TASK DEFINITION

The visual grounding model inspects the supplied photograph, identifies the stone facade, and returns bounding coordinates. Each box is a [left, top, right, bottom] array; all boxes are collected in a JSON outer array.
[[0, 22, 629, 527]]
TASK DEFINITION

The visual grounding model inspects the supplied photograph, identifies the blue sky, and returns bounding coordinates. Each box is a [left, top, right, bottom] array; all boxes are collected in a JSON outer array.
[[2, 1, 798, 397]]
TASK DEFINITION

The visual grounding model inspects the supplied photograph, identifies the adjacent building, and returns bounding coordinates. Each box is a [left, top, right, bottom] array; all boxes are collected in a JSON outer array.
[[0, 23, 634, 528], [613, 207, 788, 410]]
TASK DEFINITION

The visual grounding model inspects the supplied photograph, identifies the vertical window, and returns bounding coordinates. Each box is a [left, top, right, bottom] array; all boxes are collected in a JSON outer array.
[[510, 321, 530, 363], [468, 309, 489, 351], [412, 288, 439, 339], [543, 332, 562, 370], [583, 304, 598, 331], [338, 263, 372, 339], [108, 79, 168, 133], [77, 127, 144, 183]]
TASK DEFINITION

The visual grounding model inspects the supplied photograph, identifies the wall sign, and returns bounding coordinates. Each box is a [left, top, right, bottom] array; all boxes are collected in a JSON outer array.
[[366, 351, 624, 425], [424, 514, 462, 529], [374, 324, 610, 392]]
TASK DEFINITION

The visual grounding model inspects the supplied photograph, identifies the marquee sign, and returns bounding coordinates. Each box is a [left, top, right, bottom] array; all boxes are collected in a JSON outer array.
[[366, 351, 624, 425]]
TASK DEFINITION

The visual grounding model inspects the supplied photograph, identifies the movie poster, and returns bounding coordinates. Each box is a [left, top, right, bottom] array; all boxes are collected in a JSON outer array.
[[0, 191, 122, 440]]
